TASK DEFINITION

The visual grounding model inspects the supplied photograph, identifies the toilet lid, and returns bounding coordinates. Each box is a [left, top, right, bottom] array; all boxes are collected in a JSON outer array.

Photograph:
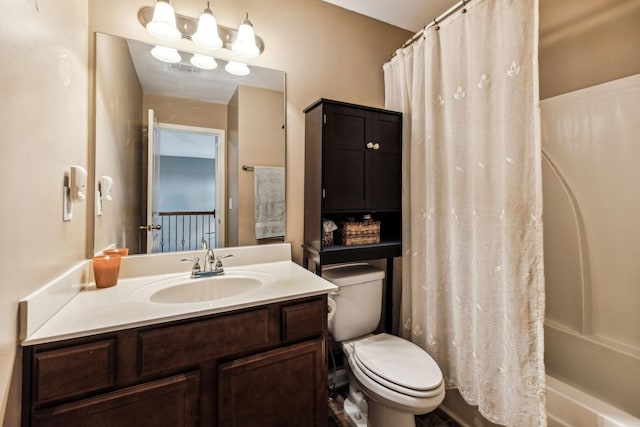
[[352, 334, 443, 397]]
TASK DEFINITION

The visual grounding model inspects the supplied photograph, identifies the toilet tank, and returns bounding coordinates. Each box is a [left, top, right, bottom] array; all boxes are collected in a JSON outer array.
[[322, 263, 385, 342]]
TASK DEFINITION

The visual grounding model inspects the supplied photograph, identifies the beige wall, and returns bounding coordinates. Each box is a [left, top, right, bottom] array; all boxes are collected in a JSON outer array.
[[539, 0, 640, 99], [237, 86, 285, 246], [225, 85, 285, 247], [227, 89, 240, 247], [142, 93, 228, 130], [94, 33, 143, 255], [0, 1, 89, 425], [1, 0, 408, 423], [2, 0, 639, 424], [88, 0, 411, 264]]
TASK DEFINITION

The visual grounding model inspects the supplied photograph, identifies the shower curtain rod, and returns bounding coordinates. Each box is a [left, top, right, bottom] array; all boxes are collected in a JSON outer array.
[[391, 0, 471, 58]]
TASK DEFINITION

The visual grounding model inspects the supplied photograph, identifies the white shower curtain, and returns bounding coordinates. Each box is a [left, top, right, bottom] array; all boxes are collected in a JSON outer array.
[[383, 0, 545, 425]]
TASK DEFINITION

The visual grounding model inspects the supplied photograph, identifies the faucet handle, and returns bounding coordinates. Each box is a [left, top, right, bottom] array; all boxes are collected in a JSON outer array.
[[181, 257, 201, 277], [213, 255, 233, 273]]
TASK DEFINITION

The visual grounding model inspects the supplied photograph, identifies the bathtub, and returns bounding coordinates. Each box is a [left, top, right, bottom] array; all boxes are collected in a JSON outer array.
[[439, 372, 640, 427], [546, 375, 640, 427]]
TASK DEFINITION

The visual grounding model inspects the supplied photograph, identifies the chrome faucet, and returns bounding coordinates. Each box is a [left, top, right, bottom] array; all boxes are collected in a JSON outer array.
[[181, 250, 233, 278], [204, 248, 224, 274]]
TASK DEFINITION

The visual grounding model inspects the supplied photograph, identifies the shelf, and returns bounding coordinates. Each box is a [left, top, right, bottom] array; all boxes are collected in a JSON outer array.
[[303, 241, 401, 267], [320, 240, 401, 252]]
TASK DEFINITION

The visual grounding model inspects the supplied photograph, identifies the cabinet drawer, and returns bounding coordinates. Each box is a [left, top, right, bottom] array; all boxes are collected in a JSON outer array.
[[138, 308, 271, 377], [281, 298, 325, 342], [33, 339, 116, 403]]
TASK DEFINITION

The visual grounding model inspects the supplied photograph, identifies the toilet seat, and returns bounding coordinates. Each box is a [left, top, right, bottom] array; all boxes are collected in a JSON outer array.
[[351, 334, 443, 398]]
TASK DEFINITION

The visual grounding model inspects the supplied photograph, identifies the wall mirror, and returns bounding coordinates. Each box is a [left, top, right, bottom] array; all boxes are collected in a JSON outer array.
[[93, 32, 286, 256]]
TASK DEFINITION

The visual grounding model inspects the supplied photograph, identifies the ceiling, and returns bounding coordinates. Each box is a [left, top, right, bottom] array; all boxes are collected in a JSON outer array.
[[321, 0, 459, 32], [126, 38, 284, 105]]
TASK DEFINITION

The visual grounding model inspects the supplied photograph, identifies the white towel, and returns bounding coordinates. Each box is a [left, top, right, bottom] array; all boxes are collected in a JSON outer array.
[[254, 166, 285, 239]]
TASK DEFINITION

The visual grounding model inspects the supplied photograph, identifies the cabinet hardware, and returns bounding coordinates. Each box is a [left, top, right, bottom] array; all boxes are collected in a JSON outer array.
[[366, 142, 374, 149], [373, 143, 380, 150]]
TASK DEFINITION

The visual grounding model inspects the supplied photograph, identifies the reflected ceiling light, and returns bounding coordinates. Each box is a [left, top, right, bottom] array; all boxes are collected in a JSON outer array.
[[190, 53, 218, 70], [151, 45, 182, 63], [192, 2, 223, 50], [146, 0, 181, 42], [225, 61, 250, 76], [232, 13, 260, 58]]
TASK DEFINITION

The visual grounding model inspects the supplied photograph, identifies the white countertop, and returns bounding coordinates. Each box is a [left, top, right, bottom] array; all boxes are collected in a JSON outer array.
[[20, 245, 337, 346]]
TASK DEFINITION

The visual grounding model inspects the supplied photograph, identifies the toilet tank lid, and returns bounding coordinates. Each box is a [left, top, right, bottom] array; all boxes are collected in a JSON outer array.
[[321, 263, 385, 287]]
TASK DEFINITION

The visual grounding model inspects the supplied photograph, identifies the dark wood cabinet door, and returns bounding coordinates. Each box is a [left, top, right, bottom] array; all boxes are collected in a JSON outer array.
[[218, 339, 327, 427], [366, 111, 402, 210], [31, 372, 200, 427], [322, 104, 402, 212], [323, 104, 367, 211]]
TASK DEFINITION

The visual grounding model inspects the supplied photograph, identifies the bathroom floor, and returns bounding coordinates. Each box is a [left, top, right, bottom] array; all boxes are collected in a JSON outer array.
[[328, 387, 461, 427]]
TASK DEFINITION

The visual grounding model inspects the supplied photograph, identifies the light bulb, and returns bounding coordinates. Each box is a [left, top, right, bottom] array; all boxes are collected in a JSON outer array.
[[232, 13, 260, 58], [225, 60, 250, 76], [192, 4, 223, 50], [151, 45, 182, 63], [146, 1, 181, 42], [190, 53, 218, 70]]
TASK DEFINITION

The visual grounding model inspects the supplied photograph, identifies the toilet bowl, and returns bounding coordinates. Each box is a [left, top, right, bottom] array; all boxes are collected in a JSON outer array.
[[323, 263, 445, 427], [342, 333, 445, 426]]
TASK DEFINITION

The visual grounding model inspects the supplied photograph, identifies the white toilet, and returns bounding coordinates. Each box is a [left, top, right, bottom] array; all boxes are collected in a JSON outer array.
[[323, 263, 445, 427]]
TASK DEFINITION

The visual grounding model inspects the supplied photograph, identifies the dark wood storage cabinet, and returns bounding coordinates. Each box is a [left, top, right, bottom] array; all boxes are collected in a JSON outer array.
[[303, 99, 402, 331], [22, 296, 328, 427]]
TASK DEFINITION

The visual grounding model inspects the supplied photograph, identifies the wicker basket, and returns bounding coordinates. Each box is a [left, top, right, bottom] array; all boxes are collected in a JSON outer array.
[[337, 220, 380, 245]]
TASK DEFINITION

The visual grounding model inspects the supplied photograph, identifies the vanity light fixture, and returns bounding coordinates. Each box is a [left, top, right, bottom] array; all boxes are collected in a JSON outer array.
[[138, 6, 265, 56], [192, 2, 223, 51], [146, 0, 181, 42], [225, 60, 250, 76], [232, 13, 260, 59], [190, 53, 218, 70], [151, 45, 182, 63]]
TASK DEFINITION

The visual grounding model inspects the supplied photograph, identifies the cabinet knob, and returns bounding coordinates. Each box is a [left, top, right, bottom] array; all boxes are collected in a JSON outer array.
[[373, 143, 380, 150], [366, 142, 374, 149]]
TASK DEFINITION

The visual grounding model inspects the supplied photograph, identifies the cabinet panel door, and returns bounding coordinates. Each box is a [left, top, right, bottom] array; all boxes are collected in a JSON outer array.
[[218, 339, 326, 427], [323, 105, 367, 211], [367, 111, 402, 210], [32, 372, 199, 427]]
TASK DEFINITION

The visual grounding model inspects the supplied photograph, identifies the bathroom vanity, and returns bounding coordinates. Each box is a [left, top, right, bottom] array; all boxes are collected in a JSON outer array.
[[20, 245, 336, 426]]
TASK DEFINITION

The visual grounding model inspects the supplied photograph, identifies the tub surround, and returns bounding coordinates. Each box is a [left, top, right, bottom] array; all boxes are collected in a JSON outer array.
[[20, 243, 337, 346]]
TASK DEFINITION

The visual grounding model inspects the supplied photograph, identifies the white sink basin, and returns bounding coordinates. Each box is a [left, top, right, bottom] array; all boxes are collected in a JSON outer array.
[[133, 271, 276, 304]]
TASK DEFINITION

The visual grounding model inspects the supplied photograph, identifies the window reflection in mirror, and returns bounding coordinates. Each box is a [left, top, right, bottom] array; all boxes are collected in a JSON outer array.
[[93, 33, 285, 256]]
